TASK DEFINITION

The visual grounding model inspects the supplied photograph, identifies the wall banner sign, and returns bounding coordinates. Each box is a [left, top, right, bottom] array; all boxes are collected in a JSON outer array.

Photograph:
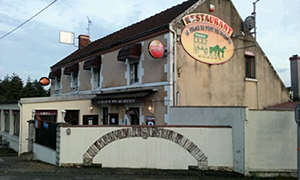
[[181, 13, 235, 65], [244, 49, 255, 57], [148, 40, 165, 59]]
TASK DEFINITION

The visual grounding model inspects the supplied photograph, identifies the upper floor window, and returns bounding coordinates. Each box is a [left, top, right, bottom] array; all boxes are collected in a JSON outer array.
[[55, 77, 61, 92], [83, 56, 102, 89], [49, 69, 61, 94], [64, 63, 79, 91], [71, 73, 78, 91], [245, 56, 255, 78], [117, 43, 142, 85], [130, 61, 139, 84], [92, 68, 101, 88]]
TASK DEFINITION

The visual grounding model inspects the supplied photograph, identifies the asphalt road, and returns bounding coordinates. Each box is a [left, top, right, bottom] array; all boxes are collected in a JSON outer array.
[[0, 147, 297, 180]]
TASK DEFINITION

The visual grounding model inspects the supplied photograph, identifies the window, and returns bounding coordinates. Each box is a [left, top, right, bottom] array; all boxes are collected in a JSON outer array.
[[13, 110, 20, 136], [245, 56, 255, 78], [55, 77, 61, 93], [92, 67, 100, 88], [4, 110, 10, 132], [83, 115, 98, 125], [128, 58, 140, 85], [71, 73, 78, 91], [65, 110, 79, 125]]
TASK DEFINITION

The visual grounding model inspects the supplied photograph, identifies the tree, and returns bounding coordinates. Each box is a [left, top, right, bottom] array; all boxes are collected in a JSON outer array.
[[0, 73, 49, 102]]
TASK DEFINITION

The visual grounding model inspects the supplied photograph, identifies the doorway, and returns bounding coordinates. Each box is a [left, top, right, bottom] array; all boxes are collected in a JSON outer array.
[[109, 113, 119, 125], [126, 108, 140, 125]]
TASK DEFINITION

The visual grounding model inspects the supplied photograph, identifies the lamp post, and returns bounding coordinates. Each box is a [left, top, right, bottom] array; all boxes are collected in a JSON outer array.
[[31, 110, 36, 120], [61, 109, 66, 123]]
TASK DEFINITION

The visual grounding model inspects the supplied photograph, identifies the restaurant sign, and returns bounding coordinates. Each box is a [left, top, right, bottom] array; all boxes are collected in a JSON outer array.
[[148, 40, 165, 59], [181, 13, 235, 65], [96, 98, 144, 104]]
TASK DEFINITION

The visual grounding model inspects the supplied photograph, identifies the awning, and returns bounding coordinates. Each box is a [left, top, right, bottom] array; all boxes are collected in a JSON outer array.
[[92, 89, 155, 105], [117, 43, 141, 62], [64, 63, 79, 75], [83, 56, 101, 70], [48, 69, 61, 79]]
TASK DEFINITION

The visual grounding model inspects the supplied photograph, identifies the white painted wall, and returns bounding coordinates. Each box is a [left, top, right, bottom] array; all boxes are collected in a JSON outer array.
[[33, 143, 57, 165], [246, 110, 297, 174], [19, 95, 98, 154], [59, 127, 233, 170], [169, 107, 246, 174]]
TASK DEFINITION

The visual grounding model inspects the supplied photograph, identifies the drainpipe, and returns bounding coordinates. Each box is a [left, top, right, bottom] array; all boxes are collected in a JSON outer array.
[[169, 24, 177, 106], [17, 100, 22, 156]]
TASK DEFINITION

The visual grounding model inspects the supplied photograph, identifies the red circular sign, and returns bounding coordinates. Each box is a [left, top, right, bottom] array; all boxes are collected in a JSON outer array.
[[39, 77, 50, 86], [148, 40, 165, 59]]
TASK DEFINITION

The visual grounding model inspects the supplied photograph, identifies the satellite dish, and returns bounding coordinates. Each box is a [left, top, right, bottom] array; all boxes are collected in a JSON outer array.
[[244, 16, 255, 31]]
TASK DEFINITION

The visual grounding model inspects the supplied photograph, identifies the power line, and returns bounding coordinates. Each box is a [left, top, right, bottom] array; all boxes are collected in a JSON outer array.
[[0, 0, 57, 40]]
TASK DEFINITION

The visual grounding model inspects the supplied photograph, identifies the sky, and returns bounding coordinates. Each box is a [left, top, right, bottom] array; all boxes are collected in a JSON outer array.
[[0, 0, 299, 87]]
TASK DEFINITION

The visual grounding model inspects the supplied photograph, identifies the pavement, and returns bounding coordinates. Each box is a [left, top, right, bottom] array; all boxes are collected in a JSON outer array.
[[0, 147, 296, 179]]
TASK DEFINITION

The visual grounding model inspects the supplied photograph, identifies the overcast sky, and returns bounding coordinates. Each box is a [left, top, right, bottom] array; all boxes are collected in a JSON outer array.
[[0, 0, 299, 87]]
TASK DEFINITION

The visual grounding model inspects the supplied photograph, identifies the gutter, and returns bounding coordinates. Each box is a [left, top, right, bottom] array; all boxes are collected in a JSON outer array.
[[169, 25, 177, 106], [17, 100, 22, 156], [51, 24, 170, 69]]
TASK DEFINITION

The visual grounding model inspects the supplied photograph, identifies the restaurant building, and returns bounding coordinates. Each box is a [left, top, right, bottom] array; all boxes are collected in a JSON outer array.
[[19, 0, 289, 154]]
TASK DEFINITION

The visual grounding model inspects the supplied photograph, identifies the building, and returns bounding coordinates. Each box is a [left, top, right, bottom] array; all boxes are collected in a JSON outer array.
[[18, 0, 294, 176], [0, 101, 20, 152], [40, 0, 287, 126]]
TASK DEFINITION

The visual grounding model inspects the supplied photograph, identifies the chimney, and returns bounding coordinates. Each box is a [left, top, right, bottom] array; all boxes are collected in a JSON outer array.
[[290, 54, 300, 101], [78, 34, 90, 49]]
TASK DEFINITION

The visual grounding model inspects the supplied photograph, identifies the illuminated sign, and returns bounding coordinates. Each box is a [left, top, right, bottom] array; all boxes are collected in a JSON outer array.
[[39, 77, 50, 86], [148, 40, 165, 58], [181, 13, 234, 65]]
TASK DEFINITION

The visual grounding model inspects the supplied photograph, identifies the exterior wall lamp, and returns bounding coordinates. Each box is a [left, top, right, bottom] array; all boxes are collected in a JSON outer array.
[[148, 99, 155, 114], [66, 128, 71, 135], [61, 109, 66, 123], [148, 105, 154, 114], [89, 105, 94, 112]]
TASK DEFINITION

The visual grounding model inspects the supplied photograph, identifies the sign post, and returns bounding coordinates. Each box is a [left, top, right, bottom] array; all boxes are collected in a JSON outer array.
[[295, 104, 300, 180]]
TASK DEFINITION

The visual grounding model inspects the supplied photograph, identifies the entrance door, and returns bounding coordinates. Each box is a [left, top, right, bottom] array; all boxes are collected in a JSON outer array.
[[127, 108, 140, 125], [109, 113, 119, 125]]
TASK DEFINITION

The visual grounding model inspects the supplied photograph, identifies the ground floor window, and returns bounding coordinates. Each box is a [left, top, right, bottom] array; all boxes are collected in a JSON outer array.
[[13, 110, 20, 136], [83, 115, 98, 125], [65, 110, 79, 125]]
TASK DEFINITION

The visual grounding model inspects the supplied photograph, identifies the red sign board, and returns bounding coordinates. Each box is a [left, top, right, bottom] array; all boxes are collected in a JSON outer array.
[[39, 77, 50, 86], [244, 50, 255, 57], [148, 40, 165, 59]]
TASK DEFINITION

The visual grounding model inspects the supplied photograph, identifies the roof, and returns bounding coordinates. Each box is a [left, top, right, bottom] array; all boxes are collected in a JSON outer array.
[[265, 101, 300, 111], [51, 0, 199, 70]]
